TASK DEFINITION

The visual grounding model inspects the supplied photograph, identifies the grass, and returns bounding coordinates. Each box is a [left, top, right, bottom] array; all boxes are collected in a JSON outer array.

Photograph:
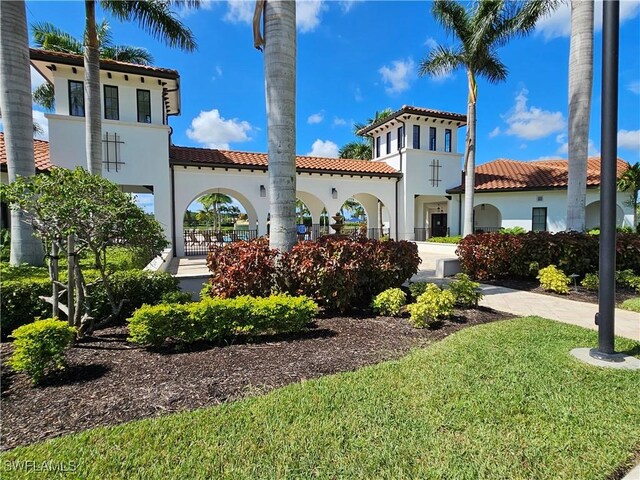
[[2, 317, 639, 480], [426, 235, 462, 244], [620, 297, 640, 313]]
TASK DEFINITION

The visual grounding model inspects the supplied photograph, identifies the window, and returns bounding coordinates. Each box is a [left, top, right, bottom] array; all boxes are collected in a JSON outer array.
[[532, 207, 547, 232], [375, 136, 380, 158], [397, 126, 404, 149], [386, 132, 391, 154], [137, 89, 151, 123], [68, 80, 84, 117], [445, 129, 452, 152], [104, 85, 119, 120], [413, 125, 420, 149], [429, 127, 437, 151]]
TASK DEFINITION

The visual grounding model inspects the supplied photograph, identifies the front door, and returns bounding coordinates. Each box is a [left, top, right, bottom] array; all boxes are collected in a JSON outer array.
[[431, 213, 448, 237]]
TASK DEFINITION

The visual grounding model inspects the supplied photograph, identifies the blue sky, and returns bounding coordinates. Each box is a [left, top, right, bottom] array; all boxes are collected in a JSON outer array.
[[23, 0, 640, 168]]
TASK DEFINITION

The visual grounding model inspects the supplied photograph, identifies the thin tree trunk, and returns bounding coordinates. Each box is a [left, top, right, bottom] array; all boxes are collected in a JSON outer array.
[[264, 0, 297, 252], [67, 235, 75, 326], [84, 0, 102, 175], [566, 0, 593, 232], [463, 70, 477, 237], [51, 242, 59, 318], [0, 0, 44, 266]]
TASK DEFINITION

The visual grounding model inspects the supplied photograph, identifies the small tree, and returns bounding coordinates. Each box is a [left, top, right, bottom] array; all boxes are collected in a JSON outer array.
[[617, 162, 640, 230], [2, 167, 168, 334]]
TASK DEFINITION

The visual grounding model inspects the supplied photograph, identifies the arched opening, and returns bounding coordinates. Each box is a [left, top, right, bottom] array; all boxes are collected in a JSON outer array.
[[183, 188, 258, 256], [332, 192, 391, 239], [585, 201, 625, 230], [473, 203, 502, 233]]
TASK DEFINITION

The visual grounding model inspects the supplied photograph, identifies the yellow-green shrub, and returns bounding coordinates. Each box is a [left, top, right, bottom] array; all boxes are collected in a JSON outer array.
[[372, 288, 407, 317], [128, 294, 318, 347], [406, 284, 455, 328], [537, 265, 570, 294], [8, 318, 76, 384], [581, 273, 599, 291], [448, 273, 483, 308]]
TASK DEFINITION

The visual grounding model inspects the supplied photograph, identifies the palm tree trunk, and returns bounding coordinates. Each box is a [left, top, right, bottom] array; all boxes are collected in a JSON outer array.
[[566, 0, 593, 232], [84, 0, 102, 175], [463, 70, 477, 237], [264, 0, 297, 252], [0, 0, 44, 266]]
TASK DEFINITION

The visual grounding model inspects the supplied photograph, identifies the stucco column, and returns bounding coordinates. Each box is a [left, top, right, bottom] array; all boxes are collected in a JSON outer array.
[[449, 196, 461, 236]]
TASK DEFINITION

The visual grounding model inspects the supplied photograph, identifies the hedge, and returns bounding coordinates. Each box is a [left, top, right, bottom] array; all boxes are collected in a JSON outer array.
[[128, 294, 318, 347], [456, 232, 640, 280]]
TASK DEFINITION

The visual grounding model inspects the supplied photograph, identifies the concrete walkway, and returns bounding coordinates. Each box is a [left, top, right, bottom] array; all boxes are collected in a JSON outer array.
[[478, 284, 639, 341]]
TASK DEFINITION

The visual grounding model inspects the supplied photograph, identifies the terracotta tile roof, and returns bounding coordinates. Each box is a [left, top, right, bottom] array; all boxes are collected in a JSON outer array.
[[0, 133, 52, 172], [30, 48, 179, 80], [357, 105, 467, 135], [170, 145, 401, 176], [446, 157, 630, 193]]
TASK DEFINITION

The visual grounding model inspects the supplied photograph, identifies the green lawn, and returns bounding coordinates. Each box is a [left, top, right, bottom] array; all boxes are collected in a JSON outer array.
[[621, 297, 640, 313], [2, 317, 639, 480]]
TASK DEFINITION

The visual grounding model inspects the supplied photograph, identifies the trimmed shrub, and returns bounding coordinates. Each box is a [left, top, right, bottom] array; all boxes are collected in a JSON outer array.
[[581, 273, 599, 291], [448, 273, 483, 308], [456, 232, 640, 280], [372, 288, 407, 317], [537, 265, 570, 294], [580, 271, 640, 293], [1, 278, 51, 339], [499, 226, 526, 235], [127, 294, 318, 347], [408, 282, 429, 300], [8, 318, 76, 384], [161, 291, 194, 304], [620, 298, 640, 313], [206, 237, 420, 313], [406, 284, 455, 328], [428, 236, 462, 244]]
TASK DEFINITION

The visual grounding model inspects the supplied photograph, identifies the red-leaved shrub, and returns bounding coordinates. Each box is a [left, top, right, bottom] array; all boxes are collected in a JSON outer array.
[[456, 231, 640, 280], [206, 235, 421, 312]]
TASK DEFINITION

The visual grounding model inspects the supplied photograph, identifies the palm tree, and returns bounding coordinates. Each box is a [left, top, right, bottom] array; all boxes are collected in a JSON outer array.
[[254, 0, 297, 251], [617, 162, 640, 230], [419, 0, 558, 237], [295, 200, 310, 225], [199, 193, 232, 229], [566, 0, 594, 232], [0, 0, 44, 266], [339, 141, 371, 160], [83, 0, 199, 176], [31, 20, 153, 110]]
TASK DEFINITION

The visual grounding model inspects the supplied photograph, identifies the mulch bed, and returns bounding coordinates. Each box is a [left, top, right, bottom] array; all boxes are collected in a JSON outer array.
[[483, 278, 638, 305], [1, 308, 512, 451]]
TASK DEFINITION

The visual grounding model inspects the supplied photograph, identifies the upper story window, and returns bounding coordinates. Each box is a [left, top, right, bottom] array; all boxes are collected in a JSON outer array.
[[445, 129, 452, 152], [375, 136, 381, 158], [104, 85, 119, 120], [68, 80, 84, 117], [386, 132, 391, 154], [413, 125, 420, 149], [429, 127, 437, 151], [137, 89, 151, 123], [397, 126, 404, 149]]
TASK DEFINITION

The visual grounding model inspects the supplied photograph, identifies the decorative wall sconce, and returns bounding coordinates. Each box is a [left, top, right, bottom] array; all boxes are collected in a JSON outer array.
[[331, 188, 338, 199], [260, 185, 266, 197]]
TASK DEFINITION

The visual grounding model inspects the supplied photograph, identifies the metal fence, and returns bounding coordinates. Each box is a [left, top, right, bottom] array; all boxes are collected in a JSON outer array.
[[474, 226, 501, 234], [183, 229, 258, 256], [414, 227, 450, 241]]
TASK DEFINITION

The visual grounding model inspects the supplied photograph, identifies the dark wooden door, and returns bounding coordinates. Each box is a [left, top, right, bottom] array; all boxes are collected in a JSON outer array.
[[431, 213, 448, 237]]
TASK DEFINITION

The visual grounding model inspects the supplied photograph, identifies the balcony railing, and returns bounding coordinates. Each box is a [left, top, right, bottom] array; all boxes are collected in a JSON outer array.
[[473, 226, 501, 234], [183, 229, 258, 256]]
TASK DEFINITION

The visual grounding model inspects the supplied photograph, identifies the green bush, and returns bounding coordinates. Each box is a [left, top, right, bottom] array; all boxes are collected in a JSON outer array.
[[8, 318, 76, 384], [161, 291, 194, 304], [620, 298, 640, 313], [428, 236, 462, 244], [448, 273, 483, 308], [616, 269, 640, 292], [537, 265, 570, 294], [581, 273, 599, 291], [406, 284, 455, 328], [0, 278, 51, 339], [128, 294, 318, 347], [498, 226, 526, 235], [408, 282, 428, 300], [372, 288, 407, 317]]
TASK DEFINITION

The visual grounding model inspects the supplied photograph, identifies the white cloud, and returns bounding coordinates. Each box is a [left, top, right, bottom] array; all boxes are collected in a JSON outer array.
[[503, 88, 566, 140], [32, 110, 49, 140], [354, 86, 363, 102], [297, 0, 326, 33], [628, 80, 640, 95], [424, 37, 438, 49], [379, 58, 415, 95], [489, 127, 501, 139], [618, 129, 640, 151], [30, 66, 46, 91], [223, 0, 254, 24], [536, 1, 640, 40], [555, 133, 600, 156], [333, 117, 347, 127], [186, 109, 253, 149], [211, 65, 223, 81], [339, 0, 358, 13], [307, 111, 324, 124], [307, 139, 339, 158]]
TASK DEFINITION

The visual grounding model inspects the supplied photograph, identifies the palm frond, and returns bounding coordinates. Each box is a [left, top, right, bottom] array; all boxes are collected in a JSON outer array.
[[432, 0, 471, 48], [339, 141, 372, 160], [33, 83, 55, 111], [31, 22, 83, 53], [473, 49, 508, 84], [95, 19, 114, 48], [102, 0, 198, 52], [419, 45, 465, 78], [101, 45, 154, 65], [492, 0, 562, 48], [468, 0, 504, 53]]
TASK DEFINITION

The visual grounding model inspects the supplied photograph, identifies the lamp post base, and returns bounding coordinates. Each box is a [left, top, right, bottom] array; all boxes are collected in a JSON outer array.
[[570, 348, 640, 370]]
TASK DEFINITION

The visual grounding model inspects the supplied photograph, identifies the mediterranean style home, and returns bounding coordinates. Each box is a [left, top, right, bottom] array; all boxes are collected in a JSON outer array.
[[0, 49, 635, 257]]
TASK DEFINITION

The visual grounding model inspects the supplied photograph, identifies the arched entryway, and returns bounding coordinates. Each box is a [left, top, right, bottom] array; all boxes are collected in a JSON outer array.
[[585, 201, 625, 230], [473, 203, 502, 233]]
